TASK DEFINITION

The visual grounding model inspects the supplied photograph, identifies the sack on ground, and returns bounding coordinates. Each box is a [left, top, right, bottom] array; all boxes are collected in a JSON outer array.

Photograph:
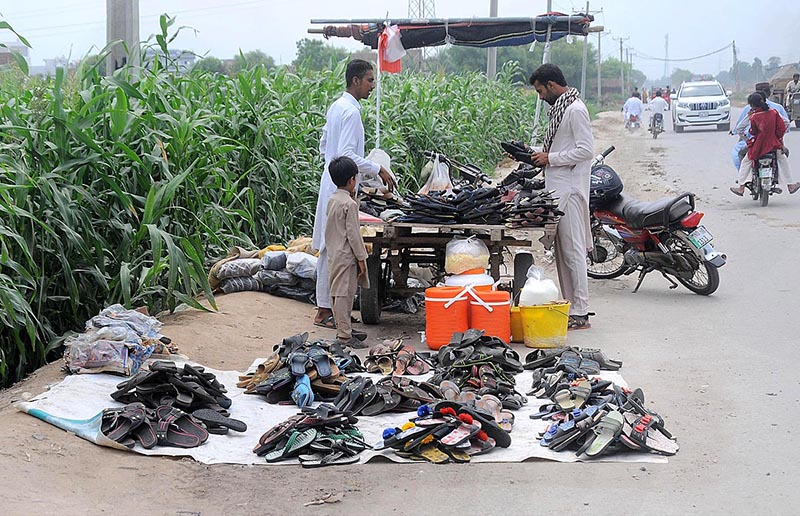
[[216, 258, 262, 280], [261, 251, 288, 271], [286, 252, 317, 279]]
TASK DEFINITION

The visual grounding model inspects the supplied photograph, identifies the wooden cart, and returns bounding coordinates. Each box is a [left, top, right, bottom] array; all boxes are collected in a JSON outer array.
[[359, 222, 539, 324]]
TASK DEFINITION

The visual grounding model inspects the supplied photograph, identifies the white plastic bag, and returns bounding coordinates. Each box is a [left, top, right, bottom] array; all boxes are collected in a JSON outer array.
[[519, 265, 560, 306], [445, 236, 490, 274], [285, 252, 318, 279], [418, 154, 453, 194], [362, 149, 398, 190]]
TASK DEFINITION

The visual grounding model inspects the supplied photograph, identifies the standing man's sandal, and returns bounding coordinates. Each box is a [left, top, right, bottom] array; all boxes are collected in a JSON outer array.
[[568, 315, 591, 331]]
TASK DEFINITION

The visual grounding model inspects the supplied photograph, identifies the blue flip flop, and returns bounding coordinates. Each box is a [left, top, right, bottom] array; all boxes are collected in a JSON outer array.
[[291, 374, 315, 408]]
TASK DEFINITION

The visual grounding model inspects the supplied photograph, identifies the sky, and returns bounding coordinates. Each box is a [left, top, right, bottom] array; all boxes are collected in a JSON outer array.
[[1, 0, 798, 80]]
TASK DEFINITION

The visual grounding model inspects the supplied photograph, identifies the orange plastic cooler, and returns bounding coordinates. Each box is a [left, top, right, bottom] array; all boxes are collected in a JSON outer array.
[[469, 290, 511, 343], [424, 287, 470, 349]]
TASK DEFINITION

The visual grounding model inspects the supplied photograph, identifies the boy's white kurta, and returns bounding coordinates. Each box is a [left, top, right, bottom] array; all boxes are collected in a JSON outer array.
[[545, 99, 594, 316], [312, 92, 380, 309]]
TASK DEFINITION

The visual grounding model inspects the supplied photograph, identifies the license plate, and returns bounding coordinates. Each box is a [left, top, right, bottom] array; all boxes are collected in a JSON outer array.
[[759, 167, 773, 178], [698, 112, 708, 117], [688, 226, 713, 248]]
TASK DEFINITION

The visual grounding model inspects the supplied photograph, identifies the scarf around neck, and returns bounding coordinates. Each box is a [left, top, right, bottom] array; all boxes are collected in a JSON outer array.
[[542, 87, 581, 153]]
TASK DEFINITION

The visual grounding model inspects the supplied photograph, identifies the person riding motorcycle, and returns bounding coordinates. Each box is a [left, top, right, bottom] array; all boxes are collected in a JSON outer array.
[[785, 73, 800, 110], [730, 92, 800, 196], [622, 91, 643, 128], [647, 90, 670, 131], [731, 84, 789, 170]]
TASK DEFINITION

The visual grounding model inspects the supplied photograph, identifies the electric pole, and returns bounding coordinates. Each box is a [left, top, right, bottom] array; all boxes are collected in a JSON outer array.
[[106, 0, 140, 75], [597, 31, 602, 101], [408, 0, 436, 70], [613, 36, 629, 96], [487, 0, 498, 78], [580, 2, 590, 97], [732, 40, 740, 92], [663, 34, 669, 82]]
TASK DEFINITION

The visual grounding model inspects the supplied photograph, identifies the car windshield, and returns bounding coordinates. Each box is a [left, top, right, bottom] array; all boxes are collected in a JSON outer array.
[[680, 85, 724, 97]]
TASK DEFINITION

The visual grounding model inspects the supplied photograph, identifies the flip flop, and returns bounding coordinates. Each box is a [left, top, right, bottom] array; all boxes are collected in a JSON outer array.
[[621, 412, 679, 456], [415, 442, 451, 464], [263, 428, 318, 463], [360, 383, 401, 416], [333, 376, 366, 413], [253, 414, 304, 455], [581, 410, 624, 457], [313, 315, 337, 329], [191, 408, 248, 433], [571, 380, 592, 409], [307, 346, 334, 379], [154, 406, 209, 449], [288, 352, 309, 377], [439, 380, 460, 401]]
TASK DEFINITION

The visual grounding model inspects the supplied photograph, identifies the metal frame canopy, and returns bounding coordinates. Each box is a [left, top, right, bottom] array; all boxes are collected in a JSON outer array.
[[309, 14, 594, 49]]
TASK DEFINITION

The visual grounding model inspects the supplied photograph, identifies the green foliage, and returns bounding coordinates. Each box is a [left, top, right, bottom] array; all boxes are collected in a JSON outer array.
[[293, 38, 350, 70], [230, 50, 275, 74], [0, 22, 542, 386], [671, 68, 694, 86], [192, 56, 226, 74]]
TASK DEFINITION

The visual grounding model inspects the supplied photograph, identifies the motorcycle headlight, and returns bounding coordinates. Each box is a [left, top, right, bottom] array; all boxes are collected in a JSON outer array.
[[677, 102, 689, 109], [718, 98, 730, 107]]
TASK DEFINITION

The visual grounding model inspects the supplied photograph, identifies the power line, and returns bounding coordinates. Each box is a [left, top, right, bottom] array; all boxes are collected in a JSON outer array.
[[632, 42, 733, 63]]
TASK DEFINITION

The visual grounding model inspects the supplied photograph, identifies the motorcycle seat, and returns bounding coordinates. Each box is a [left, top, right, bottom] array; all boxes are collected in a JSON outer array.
[[605, 193, 693, 229]]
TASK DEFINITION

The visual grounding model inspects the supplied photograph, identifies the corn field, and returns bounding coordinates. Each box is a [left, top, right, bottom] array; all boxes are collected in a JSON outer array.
[[0, 18, 541, 386]]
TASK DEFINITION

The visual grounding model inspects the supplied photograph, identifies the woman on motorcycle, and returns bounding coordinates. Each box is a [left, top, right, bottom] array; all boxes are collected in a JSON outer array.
[[730, 93, 799, 196]]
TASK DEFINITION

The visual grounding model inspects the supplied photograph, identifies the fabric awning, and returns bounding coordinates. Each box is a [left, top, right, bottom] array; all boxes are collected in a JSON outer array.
[[313, 13, 594, 50]]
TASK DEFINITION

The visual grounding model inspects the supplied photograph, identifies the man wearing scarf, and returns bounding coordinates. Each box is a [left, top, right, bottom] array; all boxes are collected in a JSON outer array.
[[529, 64, 595, 330]]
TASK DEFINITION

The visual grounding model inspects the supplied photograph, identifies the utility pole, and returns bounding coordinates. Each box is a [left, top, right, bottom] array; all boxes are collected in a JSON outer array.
[[625, 48, 630, 92], [732, 40, 740, 92], [597, 31, 602, 101], [613, 36, 629, 96], [663, 34, 669, 81], [486, 0, 498, 78], [580, 1, 590, 97], [106, 0, 140, 75], [407, 0, 436, 70]]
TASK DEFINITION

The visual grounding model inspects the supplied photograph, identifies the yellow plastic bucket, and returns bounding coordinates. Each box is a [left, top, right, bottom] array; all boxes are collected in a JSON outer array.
[[520, 301, 571, 348], [510, 306, 524, 343]]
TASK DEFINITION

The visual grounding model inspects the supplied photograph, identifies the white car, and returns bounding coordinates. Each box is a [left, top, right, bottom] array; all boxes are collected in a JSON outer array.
[[670, 81, 732, 133]]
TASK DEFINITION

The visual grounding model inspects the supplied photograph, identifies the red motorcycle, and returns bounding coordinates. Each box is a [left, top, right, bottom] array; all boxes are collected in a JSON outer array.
[[587, 147, 726, 295]]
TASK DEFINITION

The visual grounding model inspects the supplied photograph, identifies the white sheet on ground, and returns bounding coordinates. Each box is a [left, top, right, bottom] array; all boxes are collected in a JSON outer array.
[[18, 358, 667, 465]]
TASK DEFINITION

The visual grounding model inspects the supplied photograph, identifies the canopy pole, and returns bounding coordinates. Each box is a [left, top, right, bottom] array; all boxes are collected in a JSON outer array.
[[531, 2, 553, 147], [376, 49, 382, 149]]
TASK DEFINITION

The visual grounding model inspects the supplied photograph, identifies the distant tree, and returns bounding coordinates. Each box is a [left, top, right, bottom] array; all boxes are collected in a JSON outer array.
[[193, 56, 226, 74], [78, 54, 106, 76], [293, 38, 349, 70], [230, 49, 275, 73], [671, 68, 694, 85], [752, 57, 764, 82], [766, 56, 782, 70]]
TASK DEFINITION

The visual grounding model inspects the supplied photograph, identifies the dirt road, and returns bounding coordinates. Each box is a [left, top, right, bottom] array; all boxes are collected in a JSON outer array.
[[1, 111, 798, 516]]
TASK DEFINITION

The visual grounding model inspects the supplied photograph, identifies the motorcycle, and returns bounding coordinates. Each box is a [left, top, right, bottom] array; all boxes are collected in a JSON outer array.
[[625, 114, 641, 131], [649, 113, 664, 139], [744, 151, 781, 207], [587, 147, 726, 295]]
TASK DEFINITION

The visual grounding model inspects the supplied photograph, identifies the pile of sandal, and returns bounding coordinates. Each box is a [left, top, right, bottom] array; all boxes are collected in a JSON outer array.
[[101, 402, 214, 449], [364, 339, 431, 375], [398, 187, 510, 225], [429, 329, 527, 411], [438, 381, 515, 431], [332, 376, 442, 416], [111, 361, 235, 418], [536, 387, 679, 458], [375, 400, 512, 463], [238, 333, 360, 408], [253, 404, 370, 467], [525, 347, 678, 458], [506, 189, 562, 228], [359, 187, 405, 219]]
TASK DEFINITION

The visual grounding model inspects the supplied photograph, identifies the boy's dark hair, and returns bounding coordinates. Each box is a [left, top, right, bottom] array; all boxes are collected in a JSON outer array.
[[329, 156, 358, 187], [346, 59, 374, 87], [529, 64, 568, 87], [631, 92, 641, 99]]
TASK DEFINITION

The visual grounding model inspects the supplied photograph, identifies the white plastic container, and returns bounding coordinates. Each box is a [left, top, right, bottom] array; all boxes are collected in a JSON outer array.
[[445, 272, 494, 289], [519, 277, 560, 306]]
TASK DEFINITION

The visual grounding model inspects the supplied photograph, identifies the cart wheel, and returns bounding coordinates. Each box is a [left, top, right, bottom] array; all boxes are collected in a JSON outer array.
[[359, 255, 383, 325]]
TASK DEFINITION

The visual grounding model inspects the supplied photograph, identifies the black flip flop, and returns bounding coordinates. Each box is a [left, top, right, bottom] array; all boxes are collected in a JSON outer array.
[[192, 408, 247, 433]]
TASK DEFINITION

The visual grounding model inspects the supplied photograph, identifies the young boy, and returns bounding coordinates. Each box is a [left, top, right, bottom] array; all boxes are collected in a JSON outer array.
[[325, 156, 370, 348]]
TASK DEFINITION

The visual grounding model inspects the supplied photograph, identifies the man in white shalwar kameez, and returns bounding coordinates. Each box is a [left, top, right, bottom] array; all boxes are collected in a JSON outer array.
[[529, 64, 595, 330], [312, 59, 395, 328]]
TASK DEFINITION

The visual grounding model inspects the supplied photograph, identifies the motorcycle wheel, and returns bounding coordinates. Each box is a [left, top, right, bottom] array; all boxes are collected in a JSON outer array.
[[587, 225, 628, 279], [760, 187, 770, 207], [676, 261, 720, 296], [667, 238, 720, 295]]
